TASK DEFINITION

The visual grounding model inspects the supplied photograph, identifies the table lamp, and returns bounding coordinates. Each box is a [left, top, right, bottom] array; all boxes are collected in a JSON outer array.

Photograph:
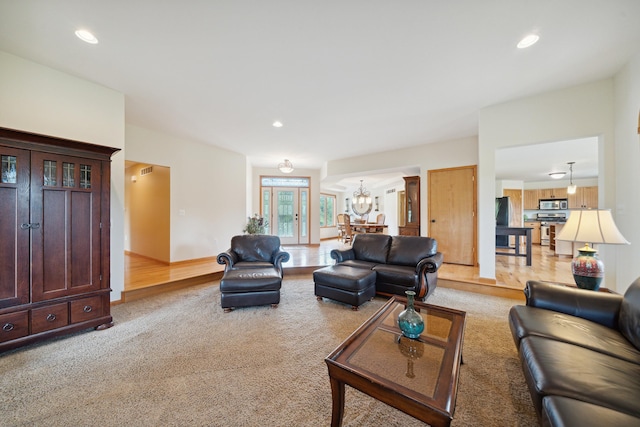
[[556, 209, 629, 290]]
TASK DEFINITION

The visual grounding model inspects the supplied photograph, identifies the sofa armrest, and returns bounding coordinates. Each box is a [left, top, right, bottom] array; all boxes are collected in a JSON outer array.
[[217, 249, 238, 270], [524, 280, 623, 329], [416, 252, 443, 274], [273, 249, 291, 274], [330, 249, 355, 263]]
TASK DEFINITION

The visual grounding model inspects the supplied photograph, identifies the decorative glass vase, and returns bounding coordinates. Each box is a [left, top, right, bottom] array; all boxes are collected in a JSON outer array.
[[397, 290, 424, 339]]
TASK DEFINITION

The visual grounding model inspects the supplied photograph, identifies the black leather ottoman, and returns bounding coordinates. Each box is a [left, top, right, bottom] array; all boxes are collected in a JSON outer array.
[[313, 265, 377, 310], [220, 268, 282, 312]]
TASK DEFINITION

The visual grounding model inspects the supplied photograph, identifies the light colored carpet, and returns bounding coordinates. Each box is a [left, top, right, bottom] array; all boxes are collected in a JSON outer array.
[[0, 275, 537, 426]]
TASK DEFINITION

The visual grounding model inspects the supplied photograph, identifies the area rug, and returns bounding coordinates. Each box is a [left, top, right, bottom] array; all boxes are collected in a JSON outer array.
[[0, 275, 537, 426]]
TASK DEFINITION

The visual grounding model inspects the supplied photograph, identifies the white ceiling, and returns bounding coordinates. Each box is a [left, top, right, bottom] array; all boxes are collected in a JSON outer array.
[[495, 137, 599, 182], [1, 1, 638, 191]]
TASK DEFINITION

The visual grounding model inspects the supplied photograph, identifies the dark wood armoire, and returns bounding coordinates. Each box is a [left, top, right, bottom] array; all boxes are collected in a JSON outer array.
[[0, 127, 119, 352]]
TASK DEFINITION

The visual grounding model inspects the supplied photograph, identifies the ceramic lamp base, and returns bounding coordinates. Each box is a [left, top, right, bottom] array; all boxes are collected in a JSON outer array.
[[571, 245, 604, 291]]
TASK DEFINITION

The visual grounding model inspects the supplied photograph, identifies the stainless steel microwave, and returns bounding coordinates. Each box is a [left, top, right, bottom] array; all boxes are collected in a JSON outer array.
[[539, 199, 568, 210]]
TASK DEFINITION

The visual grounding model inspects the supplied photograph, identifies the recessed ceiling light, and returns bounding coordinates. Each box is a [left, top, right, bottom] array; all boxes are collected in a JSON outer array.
[[272, 121, 283, 128], [75, 29, 98, 44], [517, 34, 539, 49], [549, 172, 566, 179]]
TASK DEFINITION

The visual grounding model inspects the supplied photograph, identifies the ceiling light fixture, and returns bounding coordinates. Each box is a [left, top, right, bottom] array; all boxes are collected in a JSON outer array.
[[75, 29, 99, 44], [517, 34, 539, 49], [548, 172, 566, 179], [278, 159, 294, 173], [272, 121, 283, 128], [567, 161, 577, 195]]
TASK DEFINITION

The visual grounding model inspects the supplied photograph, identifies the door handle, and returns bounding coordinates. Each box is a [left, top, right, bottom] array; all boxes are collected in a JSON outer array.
[[431, 219, 436, 223], [20, 223, 40, 230]]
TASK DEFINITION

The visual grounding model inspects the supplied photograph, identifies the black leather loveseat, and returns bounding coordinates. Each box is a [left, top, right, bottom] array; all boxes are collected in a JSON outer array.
[[508, 278, 640, 426], [314, 234, 443, 309]]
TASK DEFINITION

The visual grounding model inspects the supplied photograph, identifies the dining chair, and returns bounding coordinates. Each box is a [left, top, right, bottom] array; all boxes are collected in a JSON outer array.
[[374, 213, 386, 233], [343, 216, 355, 244], [337, 213, 345, 242]]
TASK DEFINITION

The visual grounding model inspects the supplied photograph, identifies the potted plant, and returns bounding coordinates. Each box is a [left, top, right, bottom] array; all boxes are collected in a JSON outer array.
[[243, 213, 268, 234]]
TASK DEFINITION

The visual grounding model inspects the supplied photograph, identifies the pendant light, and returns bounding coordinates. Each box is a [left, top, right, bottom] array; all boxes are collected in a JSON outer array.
[[567, 162, 577, 195]]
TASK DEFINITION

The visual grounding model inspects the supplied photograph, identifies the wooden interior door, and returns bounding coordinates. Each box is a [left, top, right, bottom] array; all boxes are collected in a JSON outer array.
[[428, 166, 477, 266]]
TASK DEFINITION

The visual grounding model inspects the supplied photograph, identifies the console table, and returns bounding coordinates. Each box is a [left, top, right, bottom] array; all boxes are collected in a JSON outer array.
[[496, 226, 532, 266]]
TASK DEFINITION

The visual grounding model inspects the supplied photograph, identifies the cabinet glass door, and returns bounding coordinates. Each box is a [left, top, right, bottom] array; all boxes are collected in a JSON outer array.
[[0, 147, 30, 308]]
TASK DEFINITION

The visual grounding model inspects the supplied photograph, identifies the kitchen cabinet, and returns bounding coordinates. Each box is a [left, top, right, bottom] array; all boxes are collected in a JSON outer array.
[[0, 127, 118, 352], [524, 221, 541, 244], [538, 187, 568, 200], [568, 186, 598, 209], [523, 190, 539, 210], [399, 176, 420, 236]]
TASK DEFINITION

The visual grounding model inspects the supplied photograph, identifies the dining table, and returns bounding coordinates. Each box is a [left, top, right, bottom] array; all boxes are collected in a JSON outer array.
[[352, 223, 388, 234]]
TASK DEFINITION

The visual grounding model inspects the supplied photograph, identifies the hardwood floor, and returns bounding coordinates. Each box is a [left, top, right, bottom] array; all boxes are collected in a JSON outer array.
[[122, 240, 573, 302]]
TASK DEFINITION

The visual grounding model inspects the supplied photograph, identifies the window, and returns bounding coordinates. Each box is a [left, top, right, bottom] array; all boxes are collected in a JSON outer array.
[[320, 194, 336, 227]]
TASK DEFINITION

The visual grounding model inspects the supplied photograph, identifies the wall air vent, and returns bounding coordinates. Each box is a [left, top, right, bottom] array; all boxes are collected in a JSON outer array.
[[386, 188, 396, 194], [140, 166, 153, 176]]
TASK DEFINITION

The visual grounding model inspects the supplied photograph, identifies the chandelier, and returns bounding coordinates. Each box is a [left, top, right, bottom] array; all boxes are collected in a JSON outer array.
[[352, 180, 373, 216], [278, 159, 294, 174]]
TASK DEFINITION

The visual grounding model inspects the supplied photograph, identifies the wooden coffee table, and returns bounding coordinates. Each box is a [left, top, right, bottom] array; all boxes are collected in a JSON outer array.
[[325, 296, 466, 427]]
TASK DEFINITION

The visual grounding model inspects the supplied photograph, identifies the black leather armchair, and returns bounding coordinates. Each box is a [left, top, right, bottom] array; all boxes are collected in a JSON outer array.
[[216, 235, 290, 312], [217, 235, 290, 274]]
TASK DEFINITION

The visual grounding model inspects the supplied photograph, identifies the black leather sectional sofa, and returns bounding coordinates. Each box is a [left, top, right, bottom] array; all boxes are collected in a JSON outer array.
[[509, 278, 640, 426]]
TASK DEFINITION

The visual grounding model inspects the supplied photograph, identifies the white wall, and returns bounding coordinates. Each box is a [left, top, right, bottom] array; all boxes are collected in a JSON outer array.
[[613, 52, 640, 293], [0, 51, 126, 301], [126, 124, 247, 261], [478, 79, 620, 288]]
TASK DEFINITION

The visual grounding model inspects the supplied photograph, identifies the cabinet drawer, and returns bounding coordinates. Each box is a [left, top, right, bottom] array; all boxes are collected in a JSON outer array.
[[31, 303, 69, 334], [70, 296, 103, 324], [0, 311, 29, 343]]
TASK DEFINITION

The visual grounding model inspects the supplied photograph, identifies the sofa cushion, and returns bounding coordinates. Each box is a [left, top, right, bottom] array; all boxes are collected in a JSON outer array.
[[542, 396, 640, 427], [351, 234, 392, 264], [619, 277, 640, 352], [387, 236, 437, 267], [372, 264, 416, 287], [231, 235, 280, 263], [339, 259, 378, 270], [509, 305, 640, 364], [520, 336, 640, 418]]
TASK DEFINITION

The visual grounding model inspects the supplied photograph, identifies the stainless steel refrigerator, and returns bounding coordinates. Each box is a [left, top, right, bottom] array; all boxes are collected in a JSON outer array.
[[495, 196, 510, 247]]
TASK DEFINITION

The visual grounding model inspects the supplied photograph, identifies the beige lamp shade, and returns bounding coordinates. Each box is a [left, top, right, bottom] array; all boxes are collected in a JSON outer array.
[[556, 209, 629, 245]]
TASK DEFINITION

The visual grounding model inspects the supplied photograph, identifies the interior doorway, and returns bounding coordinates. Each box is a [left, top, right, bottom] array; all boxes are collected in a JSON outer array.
[[124, 161, 170, 263]]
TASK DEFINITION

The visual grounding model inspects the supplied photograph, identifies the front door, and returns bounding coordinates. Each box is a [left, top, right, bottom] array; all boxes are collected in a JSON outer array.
[[428, 166, 477, 266], [262, 180, 309, 245]]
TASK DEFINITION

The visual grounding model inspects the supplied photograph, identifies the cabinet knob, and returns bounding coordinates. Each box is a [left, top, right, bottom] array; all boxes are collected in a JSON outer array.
[[46, 314, 56, 322], [83, 305, 93, 313], [2, 323, 14, 332]]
